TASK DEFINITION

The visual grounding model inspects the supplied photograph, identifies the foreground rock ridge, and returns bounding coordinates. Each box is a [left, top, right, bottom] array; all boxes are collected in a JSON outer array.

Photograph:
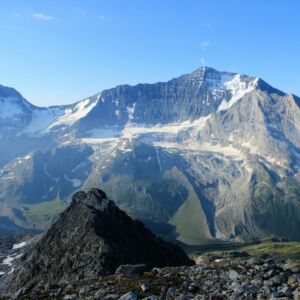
[[2, 249, 300, 299], [0, 188, 193, 292], [1, 66, 300, 244]]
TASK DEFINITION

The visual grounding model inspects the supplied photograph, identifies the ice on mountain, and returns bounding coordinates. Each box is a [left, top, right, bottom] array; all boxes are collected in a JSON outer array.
[[88, 127, 121, 139], [12, 241, 27, 249], [217, 75, 259, 111], [2, 253, 23, 266], [0, 97, 24, 119], [24, 107, 64, 136], [48, 98, 98, 129], [63, 174, 82, 188], [127, 103, 136, 121]]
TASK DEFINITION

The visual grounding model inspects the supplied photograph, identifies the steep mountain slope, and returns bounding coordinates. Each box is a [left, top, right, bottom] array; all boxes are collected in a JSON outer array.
[[0, 67, 300, 244], [0, 188, 193, 292], [0, 85, 34, 137], [0, 87, 98, 167]]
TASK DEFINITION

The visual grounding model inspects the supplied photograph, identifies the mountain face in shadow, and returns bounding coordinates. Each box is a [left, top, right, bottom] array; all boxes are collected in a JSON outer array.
[[1, 188, 193, 291]]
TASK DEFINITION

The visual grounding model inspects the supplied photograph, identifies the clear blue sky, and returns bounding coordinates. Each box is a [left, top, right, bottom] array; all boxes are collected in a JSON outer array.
[[0, 0, 299, 106]]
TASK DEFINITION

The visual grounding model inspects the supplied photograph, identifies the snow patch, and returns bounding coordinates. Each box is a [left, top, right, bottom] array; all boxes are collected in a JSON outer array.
[[48, 98, 98, 129], [127, 103, 136, 121], [12, 241, 27, 249], [64, 174, 82, 187], [122, 115, 210, 139], [217, 75, 258, 112], [79, 138, 118, 144], [0, 97, 24, 119], [80, 116, 210, 145], [23, 107, 64, 136], [2, 253, 23, 266], [87, 127, 121, 139]]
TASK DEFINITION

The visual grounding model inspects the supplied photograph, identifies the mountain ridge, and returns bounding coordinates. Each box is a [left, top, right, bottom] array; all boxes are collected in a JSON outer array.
[[0, 66, 300, 245], [0, 188, 193, 292], [0, 66, 290, 143]]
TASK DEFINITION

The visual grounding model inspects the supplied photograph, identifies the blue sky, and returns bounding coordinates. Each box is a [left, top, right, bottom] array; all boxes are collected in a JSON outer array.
[[0, 0, 299, 106]]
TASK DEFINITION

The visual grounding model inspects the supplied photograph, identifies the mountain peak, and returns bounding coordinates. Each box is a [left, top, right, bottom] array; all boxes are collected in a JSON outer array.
[[187, 66, 259, 89], [0, 84, 34, 110], [71, 188, 116, 212], [188, 66, 220, 80], [190, 66, 233, 77], [3, 188, 193, 291], [0, 84, 23, 99]]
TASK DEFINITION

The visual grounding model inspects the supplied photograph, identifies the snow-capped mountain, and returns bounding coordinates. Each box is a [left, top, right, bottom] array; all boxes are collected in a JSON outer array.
[[0, 67, 300, 245], [0, 68, 259, 139], [0, 85, 34, 138]]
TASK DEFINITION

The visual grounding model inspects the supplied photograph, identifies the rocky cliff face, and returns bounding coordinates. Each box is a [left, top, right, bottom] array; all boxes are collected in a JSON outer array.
[[2, 189, 192, 291], [1, 67, 300, 245], [68, 67, 259, 132]]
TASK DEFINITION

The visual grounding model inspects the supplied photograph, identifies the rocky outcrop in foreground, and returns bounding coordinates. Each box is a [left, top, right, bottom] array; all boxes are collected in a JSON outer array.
[[4, 254, 300, 299], [1, 189, 192, 293]]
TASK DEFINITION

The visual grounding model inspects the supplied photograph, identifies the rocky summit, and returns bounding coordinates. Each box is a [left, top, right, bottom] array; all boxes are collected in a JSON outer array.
[[0, 188, 193, 294]]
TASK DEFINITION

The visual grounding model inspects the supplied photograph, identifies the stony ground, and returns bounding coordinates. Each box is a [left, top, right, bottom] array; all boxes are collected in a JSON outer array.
[[2, 253, 300, 300]]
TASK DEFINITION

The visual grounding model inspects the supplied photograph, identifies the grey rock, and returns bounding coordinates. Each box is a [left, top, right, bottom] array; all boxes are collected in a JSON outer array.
[[288, 274, 300, 284], [94, 289, 106, 299], [119, 291, 138, 300], [142, 296, 159, 300], [116, 264, 147, 277], [293, 288, 300, 300], [278, 286, 292, 297], [65, 284, 73, 292], [63, 294, 77, 300], [251, 278, 262, 285], [79, 286, 91, 295], [267, 269, 278, 278], [283, 261, 300, 273], [228, 270, 240, 281], [141, 283, 150, 292], [187, 283, 199, 293], [104, 294, 119, 300], [167, 287, 176, 294], [268, 275, 285, 286], [13, 289, 24, 300]]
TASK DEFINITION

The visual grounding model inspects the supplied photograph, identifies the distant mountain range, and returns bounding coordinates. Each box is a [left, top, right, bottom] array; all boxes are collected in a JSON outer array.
[[0, 67, 300, 244]]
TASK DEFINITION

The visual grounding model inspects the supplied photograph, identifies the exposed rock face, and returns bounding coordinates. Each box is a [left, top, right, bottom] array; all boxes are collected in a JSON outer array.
[[5, 188, 192, 290]]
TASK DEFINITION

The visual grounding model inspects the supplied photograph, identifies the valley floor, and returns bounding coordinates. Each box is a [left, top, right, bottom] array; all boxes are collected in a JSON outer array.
[[186, 240, 300, 262]]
